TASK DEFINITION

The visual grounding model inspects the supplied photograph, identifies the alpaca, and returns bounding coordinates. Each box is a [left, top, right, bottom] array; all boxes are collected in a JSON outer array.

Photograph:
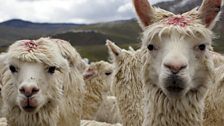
[[204, 64, 224, 126], [82, 61, 114, 120], [94, 96, 122, 124], [1, 38, 84, 126], [133, 0, 221, 125], [106, 40, 144, 126], [81, 120, 122, 126]]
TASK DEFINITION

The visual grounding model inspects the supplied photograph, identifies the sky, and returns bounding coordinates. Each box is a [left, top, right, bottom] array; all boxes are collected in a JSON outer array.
[[0, 0, 172, 24]]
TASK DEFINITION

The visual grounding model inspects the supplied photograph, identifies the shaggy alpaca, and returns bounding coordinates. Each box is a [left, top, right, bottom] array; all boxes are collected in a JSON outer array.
[[81, 120, 122, 126], [94, 96, 122, 124], [1, 38, 84, 126], [106, 40, 144, 126], [133, 0, 221, 125], [82, 61, 113, 120], [204, 64, 224, 126]]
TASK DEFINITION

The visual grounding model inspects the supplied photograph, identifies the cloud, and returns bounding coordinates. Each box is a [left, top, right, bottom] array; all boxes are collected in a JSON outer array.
[[0, 0, 172, 24]]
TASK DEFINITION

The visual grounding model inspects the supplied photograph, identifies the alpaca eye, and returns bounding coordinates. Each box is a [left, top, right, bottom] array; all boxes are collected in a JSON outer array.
[[48, 66, 56, 74], [198, 44, 206, 51], [105, 72, 112, 76], [147, 44, 154, 51], [9, 65, 17, 73]]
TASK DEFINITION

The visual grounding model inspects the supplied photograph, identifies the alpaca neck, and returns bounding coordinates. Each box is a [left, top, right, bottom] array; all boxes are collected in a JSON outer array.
[[114, 59, 144, 126], [82, 77, 106, 119], [143, 84, 204, 126], [61, 69, 84, 126]]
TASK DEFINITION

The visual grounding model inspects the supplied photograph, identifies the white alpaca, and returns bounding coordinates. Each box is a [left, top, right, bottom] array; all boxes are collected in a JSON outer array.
[[106, 40, 144, 126], [1, 38, 84, 126], [82, 61, 114, 120], [204, 64, 224, 126], [133, 0, 221, 125]]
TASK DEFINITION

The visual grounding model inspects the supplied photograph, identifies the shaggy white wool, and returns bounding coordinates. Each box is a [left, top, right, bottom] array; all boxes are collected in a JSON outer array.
[[51, 38, 88, 74], [204, 64, 224, 126], [94, 96, 122, 124], [210, 51, 224, 68], [81, 120, 122, 126], [0, 118, 7, 126], [49, 38, 85, 126], [82, 61, 113, 120], [106, 40, 144, 126]]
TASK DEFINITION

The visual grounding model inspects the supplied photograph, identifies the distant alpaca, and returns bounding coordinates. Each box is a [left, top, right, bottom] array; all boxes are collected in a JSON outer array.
[[106, 40, 144, 126], [82, 61, 114, 120], [133, 0, 221, 126]]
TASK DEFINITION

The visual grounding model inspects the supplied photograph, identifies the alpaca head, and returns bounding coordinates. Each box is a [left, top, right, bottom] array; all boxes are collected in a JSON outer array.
[[83, 61, 113, 92], [2, 38, 69, 113], [106, 40, 136, 66], [133, 0, 221, 98]]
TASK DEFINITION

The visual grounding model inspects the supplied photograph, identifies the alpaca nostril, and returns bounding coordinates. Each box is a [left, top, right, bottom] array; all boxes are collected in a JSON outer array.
[[19, 86, 40, 97], [32, 88, 40, 95], [164, 63, 187, 74], [19, 88, 25, 94]]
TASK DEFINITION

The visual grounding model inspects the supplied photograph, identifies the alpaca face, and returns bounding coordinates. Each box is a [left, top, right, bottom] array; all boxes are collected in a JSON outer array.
[[83, 61, 113, 92], [2, 38, 69, 114], [133, 0, 221, 98], [6, 60, 65, 113], [144, 34, 212, 97]]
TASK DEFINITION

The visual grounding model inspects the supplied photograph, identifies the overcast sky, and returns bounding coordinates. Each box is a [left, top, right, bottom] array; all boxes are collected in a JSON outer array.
[[0, 0, 172, 24]]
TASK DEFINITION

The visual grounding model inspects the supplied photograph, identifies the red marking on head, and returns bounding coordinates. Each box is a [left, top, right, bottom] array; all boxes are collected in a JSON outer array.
[[165, 15, 192, 27], [23, 40, 37, 52]]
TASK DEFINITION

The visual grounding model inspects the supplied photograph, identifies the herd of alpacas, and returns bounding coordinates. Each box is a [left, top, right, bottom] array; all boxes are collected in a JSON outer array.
[[0, 0, 223, 125]]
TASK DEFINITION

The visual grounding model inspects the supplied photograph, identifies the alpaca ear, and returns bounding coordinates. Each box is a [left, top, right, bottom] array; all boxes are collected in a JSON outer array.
[[198, 0, 222, 29], [106, 40, 122, 58], [132, 0, 155, 29]]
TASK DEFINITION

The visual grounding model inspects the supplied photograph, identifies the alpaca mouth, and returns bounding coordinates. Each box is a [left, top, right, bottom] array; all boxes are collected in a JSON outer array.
[[23, 105, 36, 112], [21, 98, 38, 113], [164, 74, 185, 94], [166, 85, 184, 92]]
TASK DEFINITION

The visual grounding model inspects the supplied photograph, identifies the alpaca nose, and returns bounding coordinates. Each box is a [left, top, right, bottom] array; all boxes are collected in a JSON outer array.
[[19, 86, 40, 97], [164, 62, 187, 74]]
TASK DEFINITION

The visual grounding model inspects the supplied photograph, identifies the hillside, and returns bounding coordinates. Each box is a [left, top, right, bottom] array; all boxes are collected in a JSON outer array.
[[52, 19, 142, 46], [0, 0, 223, 61], [0, 19, 81, 47]]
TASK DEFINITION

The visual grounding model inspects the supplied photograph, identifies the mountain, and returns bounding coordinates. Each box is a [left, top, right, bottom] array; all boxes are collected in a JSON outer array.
[[0, 0, 223, 61], [0, 19, 81, 47], [52, 19, 142, 46]]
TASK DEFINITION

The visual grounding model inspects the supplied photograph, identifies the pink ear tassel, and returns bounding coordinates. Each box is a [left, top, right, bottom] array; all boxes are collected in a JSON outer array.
[[23, 40, 38, 52], [165, 15, 192, 27]]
